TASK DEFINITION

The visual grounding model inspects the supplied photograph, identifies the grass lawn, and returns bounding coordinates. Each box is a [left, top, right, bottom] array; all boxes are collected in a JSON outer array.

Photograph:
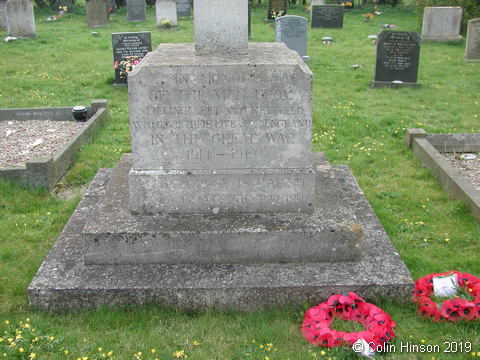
[[0, 2, 479, 359]]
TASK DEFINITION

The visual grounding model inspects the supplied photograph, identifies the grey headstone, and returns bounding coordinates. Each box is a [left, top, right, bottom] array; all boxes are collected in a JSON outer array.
[[176, 0, 191, 17], [421, 7, 462, 42], [194, 0, 248, 55], [6, 0, 36, 38], [275, 15, 309, 61], [0, 0, 7, 30], [127, 0, 146, 22], [86, 0, 108, 27], [267, 0, 287, 20], [248, 0, 251, 37], [465, 18, 480, 60], [156, 0, 177, 28], [372, 30, 421, 88], [112, 31, 152, 84], [311, 5, 343, 29], [128, 42, 314, 214]]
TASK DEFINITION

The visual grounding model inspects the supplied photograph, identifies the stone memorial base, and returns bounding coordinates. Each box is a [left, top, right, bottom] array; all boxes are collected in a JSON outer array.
[[371, 80, 421, 89], [28, 153, 413, 311]]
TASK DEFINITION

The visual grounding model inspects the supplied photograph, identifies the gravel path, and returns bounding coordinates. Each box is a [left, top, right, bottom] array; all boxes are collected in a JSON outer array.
[[443, 153, 480, 191], [0, 120, 85, 168]]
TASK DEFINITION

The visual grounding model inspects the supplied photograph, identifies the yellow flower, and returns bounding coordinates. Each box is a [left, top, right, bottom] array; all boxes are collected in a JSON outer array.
[[49, 336, 55, 341], [19, 348, 25, 353], [151, 349, 157, 354], [320, 350, 326, 356], [29, 353, 36, 359], [191, 340, 200, 346], [98, 347, 103, 352], [26, 318, 30, 322], [64, 350, 69, 355], [173, 350, 186, 358], [421, 339, 426, 344], [107, 351, 113, 356], [4, 321, 9, 325], [136, 352, 142, 356]]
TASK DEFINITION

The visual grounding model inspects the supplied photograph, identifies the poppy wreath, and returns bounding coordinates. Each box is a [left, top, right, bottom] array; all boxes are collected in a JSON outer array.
[[301, 292, 396, 350], [414, 271, 480, 322]]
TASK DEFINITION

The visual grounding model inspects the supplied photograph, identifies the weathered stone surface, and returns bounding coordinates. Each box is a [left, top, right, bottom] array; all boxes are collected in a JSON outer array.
[[156, 0, 177, 28], [421, 7, 462, 42], [194, 0, 248, 55], [28, 159, 413, 311], [465, 18, 480, 60], [311, 5, 343, 29], [86, 154, 359, 264], [0, 0, 8, 30], [128, 42, 313, 213], [112, 32, 152, 85], [127, 0, 145, 22], [372, 30, 421, 88], [6, 0, 36, 38], [86, 0, 108, 27], [267, 0, 287, 20], [176, 0, 190, 17], [275, 15, 309, 61]]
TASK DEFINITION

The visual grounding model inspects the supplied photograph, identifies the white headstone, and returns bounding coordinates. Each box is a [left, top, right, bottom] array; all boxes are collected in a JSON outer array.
[[465, 18, 480, 60], [156, 0, 177, 28], [6, 0, 36, 38], [194, 0, 248, 55], [421, 7, 462, 42]]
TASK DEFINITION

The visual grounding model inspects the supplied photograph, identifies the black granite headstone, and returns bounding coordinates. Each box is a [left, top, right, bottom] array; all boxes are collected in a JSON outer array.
[[311, 5, 343, 28], [112, 31, 152, 85], [267, 0, 287, 21], [372, 30, 421, 88], [127, 0, 146, 21], [176, 0, 191, 17]]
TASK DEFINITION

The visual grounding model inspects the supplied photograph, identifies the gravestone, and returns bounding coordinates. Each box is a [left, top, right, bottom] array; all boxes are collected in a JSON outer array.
[[127, 0, 146, 22], [465, 18, 480, 60], [311, 5, 343, 28], [267, 0, 287, 20], [372, 30, 421, 88], [0, 0, 7, 30], [6, 0, 36, 38], [156, 0, 177, 28], [248, 0, 251, 36], [29, 0, 413, 312], [275, 15, 309, 61], [86, 0, 108, 27], [421, 7, 462, 42], [176, 0, 191, 17], [112, 31, 152, 85]]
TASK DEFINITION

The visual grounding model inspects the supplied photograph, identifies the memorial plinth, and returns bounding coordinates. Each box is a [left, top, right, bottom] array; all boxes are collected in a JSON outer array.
[[128, 43, 314, 214], [28, 0, 413, 311]]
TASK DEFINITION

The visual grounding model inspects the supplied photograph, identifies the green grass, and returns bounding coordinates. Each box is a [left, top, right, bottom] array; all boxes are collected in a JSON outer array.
[[0, 3, 479, 359]]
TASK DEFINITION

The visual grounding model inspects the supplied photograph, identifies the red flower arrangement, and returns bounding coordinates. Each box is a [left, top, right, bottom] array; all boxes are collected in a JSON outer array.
[[414, 271, 480, 322], [301, 292, 396, 352]]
